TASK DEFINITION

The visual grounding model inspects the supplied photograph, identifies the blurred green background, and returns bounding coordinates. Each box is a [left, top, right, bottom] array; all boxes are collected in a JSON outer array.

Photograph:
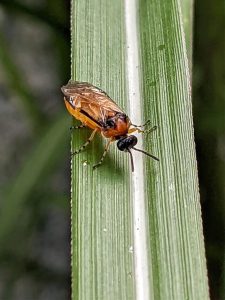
[[0, 0, 224, 299]]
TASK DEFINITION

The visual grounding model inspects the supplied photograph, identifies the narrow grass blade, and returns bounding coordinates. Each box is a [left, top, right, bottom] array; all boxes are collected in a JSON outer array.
[[70, 1, 134, 299], [139, 0, 209, 298], [180, 0, 194, 68]]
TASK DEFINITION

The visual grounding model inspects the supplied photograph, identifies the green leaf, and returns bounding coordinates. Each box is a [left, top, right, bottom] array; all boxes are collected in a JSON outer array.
[[70, 0, 209, 299], [180, 0, 194, 68]]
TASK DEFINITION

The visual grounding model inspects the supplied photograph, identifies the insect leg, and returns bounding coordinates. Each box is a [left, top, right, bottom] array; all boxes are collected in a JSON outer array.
[[142, 126, 157, 134], [71, 129, 97, 155], [70, 124, 86, 130], [93, 139, 112, 170], [128, 125, 157, 134], [142, 125, 157, 134], [131, 119, 151, 128], [128, 127, 140, 134]]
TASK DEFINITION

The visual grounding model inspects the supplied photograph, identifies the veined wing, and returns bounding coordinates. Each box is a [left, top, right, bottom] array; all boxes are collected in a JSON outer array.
[[61, 81, 124, 124]]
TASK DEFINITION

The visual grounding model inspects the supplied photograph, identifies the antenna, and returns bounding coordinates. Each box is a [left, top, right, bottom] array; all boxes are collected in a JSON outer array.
[[132, 147, 159, 161], [127, 149, 135, 172]]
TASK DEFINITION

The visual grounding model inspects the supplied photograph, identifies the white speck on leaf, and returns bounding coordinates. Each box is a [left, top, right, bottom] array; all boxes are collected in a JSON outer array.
[[129, 246, 133, 253]]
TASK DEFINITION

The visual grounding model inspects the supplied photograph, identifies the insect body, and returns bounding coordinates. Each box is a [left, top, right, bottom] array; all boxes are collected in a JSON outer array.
[[61, 81, 159, 171]]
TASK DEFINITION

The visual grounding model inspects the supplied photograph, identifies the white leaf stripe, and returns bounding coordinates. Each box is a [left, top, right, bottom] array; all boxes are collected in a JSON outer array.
[[125, 0, 151, 299]]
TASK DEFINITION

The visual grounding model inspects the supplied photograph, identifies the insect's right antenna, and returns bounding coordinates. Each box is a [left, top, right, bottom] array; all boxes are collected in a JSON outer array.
[[132, 147, 159, 161], [127, 149, 135, 172]]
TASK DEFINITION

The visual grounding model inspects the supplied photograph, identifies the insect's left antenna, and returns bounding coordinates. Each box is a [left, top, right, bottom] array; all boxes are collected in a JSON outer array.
[[132, 147, 159, 161], [128, 149, 134, 172]]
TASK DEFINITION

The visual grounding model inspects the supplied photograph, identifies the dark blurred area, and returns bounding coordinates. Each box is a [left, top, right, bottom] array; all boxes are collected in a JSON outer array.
[[0, 0, 224, 299], [0, 0, 71, 299], [193, 0, 225, 299]]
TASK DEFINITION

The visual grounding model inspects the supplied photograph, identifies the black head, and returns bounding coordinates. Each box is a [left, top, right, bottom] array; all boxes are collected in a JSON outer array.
[[117, 135, 137, 172], [117, 135, 138, 152], [117, 135, 159, 172]]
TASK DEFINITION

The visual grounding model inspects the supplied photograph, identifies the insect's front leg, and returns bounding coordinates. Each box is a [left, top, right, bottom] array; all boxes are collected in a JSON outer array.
[[128, 125, 157, 135], [130, 119, 151, 128]]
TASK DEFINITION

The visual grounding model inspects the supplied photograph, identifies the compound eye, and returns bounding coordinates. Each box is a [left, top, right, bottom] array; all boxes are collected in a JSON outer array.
[[106, 119, 115, 128]]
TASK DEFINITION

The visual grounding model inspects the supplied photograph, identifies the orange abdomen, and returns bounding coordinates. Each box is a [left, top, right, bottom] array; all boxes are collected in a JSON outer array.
[[64, 100, 100, 131]]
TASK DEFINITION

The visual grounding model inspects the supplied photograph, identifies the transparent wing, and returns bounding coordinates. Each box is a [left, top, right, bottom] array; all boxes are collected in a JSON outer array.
[[61, 81, 124, 124]]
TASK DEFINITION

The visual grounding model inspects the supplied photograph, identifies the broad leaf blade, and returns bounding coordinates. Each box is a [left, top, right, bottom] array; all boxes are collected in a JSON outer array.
[[70, 0, 209, 299]]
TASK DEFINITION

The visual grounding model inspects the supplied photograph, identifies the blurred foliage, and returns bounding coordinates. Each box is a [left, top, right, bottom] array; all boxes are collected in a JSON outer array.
[[193, 0, 225, 299], [0, 0, 223, 299], [0, 0, 71, 299]]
